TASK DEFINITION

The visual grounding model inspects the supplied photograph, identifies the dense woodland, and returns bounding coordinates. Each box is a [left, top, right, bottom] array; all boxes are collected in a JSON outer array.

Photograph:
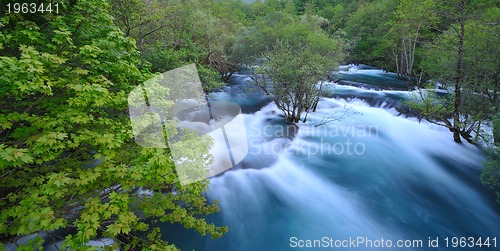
[[0, 0, 499, 250]]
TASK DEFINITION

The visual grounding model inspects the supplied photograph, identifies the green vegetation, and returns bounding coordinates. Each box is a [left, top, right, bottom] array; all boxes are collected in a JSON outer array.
[[481, 145, 500, 203], [345, 0, 397, 68], [1, 0, 499, 250], [0, 0, 226, 250], [387, 0, 438, 80], [232, 8, 346, 123], [409, 0, 499, 144]]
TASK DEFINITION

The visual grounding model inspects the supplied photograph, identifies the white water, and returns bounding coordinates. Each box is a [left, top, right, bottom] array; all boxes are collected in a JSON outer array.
[[169, 65, 499, 250]]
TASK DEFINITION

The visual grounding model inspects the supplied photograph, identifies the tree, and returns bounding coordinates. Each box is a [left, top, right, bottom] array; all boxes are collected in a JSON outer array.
[[0, 0, 226, 249], [345, 0, 398, 68], [230, 10, 296, 80], [260, 21, 345, 123], [481, 118, 500, 204], [109, 0, 173, 48], [110, 0, 243, 90], [387, 0, 438, 80], [409, 2, 499, 143], [230, 6, 345, 123]]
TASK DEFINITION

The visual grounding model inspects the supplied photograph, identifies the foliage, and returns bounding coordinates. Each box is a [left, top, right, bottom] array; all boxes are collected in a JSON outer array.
[[387, 0, 438, 80], [2, 0, 499, 247], [345, 0, 397, 68], [231, 10, 296, 66], [480, 144, 500, 204], [407, 83, 454, 123], [0, 0, 226, 249], [257, 18, 345, 123], [110, 0, 244, 89], [412, 4, 499, 143], [481, 114, 500, 204]]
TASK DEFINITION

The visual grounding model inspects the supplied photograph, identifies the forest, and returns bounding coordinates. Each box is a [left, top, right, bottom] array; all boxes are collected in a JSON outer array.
[[0, 0, 499, 250]]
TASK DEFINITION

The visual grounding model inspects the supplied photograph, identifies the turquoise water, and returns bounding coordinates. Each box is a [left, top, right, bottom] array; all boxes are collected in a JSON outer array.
[[164, 65, 499, 250]]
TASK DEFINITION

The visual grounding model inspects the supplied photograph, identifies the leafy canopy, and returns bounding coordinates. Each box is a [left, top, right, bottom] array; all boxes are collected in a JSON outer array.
[[0, 0, 226, 249]]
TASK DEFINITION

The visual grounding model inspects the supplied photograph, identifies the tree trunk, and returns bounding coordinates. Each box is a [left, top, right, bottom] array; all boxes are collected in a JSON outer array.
[[453, 130, 462, 143], [393, 47, 401, 79], [460, 130, 474, 144], [402, 37, 409, 79], [302, 112, 309, 123], [295, 109, 302, 123], [312, 98, 319, 112], [452, 0, 466, 143], [493, 117, 500, 145], [221, 71, 234, 82]]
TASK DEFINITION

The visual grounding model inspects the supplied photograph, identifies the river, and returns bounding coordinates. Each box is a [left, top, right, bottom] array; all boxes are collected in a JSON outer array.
[[163, 65, 499, 250]]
